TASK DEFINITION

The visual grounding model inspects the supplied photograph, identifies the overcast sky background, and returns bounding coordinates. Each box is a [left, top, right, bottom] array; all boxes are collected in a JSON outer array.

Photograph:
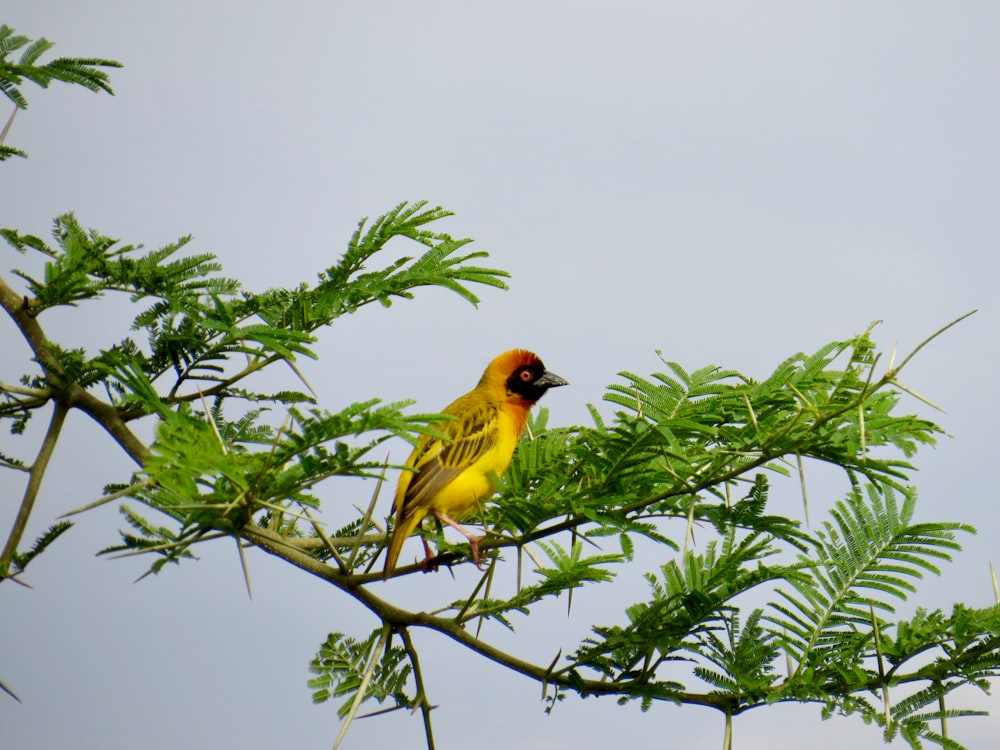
[[2, 3, 998, 749]]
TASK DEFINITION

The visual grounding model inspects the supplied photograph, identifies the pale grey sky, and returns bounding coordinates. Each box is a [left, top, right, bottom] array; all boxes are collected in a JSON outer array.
[[2, 3, 998, 749]]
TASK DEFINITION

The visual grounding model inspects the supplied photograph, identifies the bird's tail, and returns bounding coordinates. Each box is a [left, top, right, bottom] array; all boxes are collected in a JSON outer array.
[[382, 510, 426, 580]]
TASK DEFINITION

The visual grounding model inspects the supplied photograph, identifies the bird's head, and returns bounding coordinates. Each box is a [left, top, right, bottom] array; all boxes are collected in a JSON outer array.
[[482, 349, 568, 405]]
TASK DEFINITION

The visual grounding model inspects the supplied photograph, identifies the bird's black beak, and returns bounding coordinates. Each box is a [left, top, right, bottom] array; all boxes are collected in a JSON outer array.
[[535, 370, 568, 389]]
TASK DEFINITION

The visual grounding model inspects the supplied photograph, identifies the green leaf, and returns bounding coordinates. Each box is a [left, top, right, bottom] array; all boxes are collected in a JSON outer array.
[[308, 630, 413, 718], [5, 521, 73, 578]]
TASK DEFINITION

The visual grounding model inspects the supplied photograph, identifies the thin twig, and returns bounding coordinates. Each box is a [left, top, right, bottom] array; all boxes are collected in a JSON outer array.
[[106, 531, 227, 559], [399, 628, 436, 750], [521, 543, 543, 570], [795, 452, 810, 527], [304, 508, 348, 575], [259, 417, 290, 532], [742, 392, 759, 433], [858, 403, 866, 460], [60, 478, 155, 518], [681, 493, 697, 569], [199, 389, 227, 453], [251, 499, 317, 524], [887, 380, 947, 413], [990, 561, 998, 605], [541, 649, 561, 702], [453, 559, 494, 624], [0, 381, 49, 398], [284, 358, 318, 400], [0, 106, 17, 145], [349, 456, 388, 571], [870, 602, 890, 732], [476, 556, 499, 637], [938, 687, 948, 741], [888, 310, 977, 378], [1, 401, 68, 568]]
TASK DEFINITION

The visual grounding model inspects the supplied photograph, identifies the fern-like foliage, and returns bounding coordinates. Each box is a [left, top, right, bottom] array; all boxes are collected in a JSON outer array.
[[767, 485, 971, 679], [0, 25, 121, 160], [450, 540, 622, 626], [2, 521, 72, 580], [2, 204, 507, 580], [567, 530, 785, 698], [308, 630, 413, 718], [3, 206, 507, 421], [249, 201, 509, 334], [96, 399, 446, 576], [4, 193, 993, 747], [605, 336, 939, 500], [693, 609, 779, 703]]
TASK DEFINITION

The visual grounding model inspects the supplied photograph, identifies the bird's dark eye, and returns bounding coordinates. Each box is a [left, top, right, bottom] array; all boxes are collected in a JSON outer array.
[[519, 368, 533, 382]]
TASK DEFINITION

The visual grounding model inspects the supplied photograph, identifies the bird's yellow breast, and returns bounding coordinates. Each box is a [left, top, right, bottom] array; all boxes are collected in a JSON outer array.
[[429, 404, 523, 519]]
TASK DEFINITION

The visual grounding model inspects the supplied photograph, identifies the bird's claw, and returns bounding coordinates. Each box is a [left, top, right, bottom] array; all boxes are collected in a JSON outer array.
[[469, 535, 487, 569]]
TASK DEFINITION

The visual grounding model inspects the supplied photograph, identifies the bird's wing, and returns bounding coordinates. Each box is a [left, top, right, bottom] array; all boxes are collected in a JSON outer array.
[[396, 399, 498, 518]]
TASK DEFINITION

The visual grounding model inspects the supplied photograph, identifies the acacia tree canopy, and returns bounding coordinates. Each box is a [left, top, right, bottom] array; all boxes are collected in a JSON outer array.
[[1, 24, 996, 750]]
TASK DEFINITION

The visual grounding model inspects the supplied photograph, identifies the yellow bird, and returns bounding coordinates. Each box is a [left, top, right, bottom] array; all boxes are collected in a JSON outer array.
[[382, 349, 567, 579]]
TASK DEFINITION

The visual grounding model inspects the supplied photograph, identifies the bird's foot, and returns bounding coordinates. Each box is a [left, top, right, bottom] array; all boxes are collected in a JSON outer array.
[[419, 537, 440, 573], [468, 535, 488, 569], [433, 511, 489, 569]]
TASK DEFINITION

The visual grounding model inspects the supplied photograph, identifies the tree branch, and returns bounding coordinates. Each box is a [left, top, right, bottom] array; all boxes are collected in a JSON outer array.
[[1, 400, 67, 570], [398, 627, 436, 750], [0, 274, 150, 465], [242, 526, 731, 711]]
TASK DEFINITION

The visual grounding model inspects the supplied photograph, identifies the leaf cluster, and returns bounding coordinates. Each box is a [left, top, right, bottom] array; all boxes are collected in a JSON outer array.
[[6, 20, 991, 746], [0, 25, 121, 160], [2, 203, 505, 427], [318, 321, 993, 748], [308, 630, 413, 718], [1, 202, 507, 579], [3, 196, 993, 750]]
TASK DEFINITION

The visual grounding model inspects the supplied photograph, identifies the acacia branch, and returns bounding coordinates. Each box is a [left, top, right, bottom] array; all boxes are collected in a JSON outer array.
[[0, 399, 67, 570], [462, 316, 975, 565], [241, 482, 995, 723], [242, 525, 732, 712], [398, 627, 436, 750], [0, 274, 150, 465]]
